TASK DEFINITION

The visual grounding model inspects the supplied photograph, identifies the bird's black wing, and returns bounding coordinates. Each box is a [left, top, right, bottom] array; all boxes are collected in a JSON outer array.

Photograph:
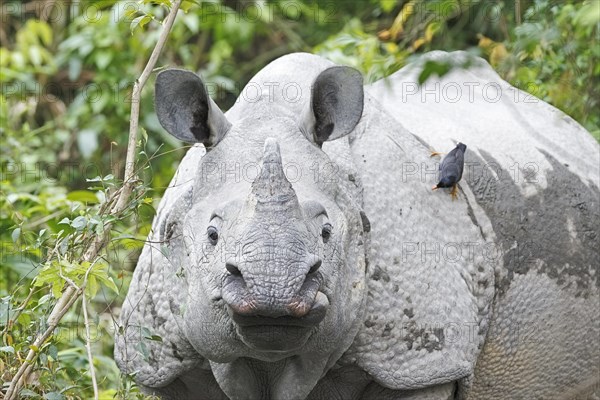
[[454, 147, 465, 181], [439, 146, 464, 183]]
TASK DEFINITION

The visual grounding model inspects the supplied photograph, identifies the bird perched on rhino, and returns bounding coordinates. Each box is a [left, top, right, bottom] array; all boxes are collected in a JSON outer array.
[[431, 142, 467, 200]]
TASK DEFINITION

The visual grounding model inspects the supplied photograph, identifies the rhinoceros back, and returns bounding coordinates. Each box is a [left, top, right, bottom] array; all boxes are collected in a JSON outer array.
[[367, 50, 600, 399]]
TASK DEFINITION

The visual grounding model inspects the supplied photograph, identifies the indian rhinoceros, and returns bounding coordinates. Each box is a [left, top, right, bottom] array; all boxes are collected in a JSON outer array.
[[115, 51, 599, 400]]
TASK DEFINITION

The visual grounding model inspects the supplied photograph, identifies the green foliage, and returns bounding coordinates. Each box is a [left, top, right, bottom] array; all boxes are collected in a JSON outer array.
[[314, 18, 408, 83], [1, 2, 166, 396], [494, 0, 600, 139], [1, 0, 597, 397]]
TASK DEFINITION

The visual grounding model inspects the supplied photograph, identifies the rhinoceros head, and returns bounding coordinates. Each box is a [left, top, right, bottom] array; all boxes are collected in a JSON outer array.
[[153, 65, 368, 366]]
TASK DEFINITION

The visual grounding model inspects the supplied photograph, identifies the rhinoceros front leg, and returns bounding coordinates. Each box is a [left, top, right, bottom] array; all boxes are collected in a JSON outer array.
[[307, 366, 456, 400], [360, 382, 456, 400], [138, 379, 189, 400], [307, 365, 371, 400], [139, 368, 229, 400]]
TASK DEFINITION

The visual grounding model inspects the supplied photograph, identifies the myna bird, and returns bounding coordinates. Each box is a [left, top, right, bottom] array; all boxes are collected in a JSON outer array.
[[431, 142, 467, 200]]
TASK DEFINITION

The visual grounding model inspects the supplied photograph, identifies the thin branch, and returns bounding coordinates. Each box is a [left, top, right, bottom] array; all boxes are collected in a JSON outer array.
[[22, 210, 65, 230], [82, 292, 98, 399], [80, 259, 100, 400], [112, 0, 183, 215], [4, 1, 183, 398]]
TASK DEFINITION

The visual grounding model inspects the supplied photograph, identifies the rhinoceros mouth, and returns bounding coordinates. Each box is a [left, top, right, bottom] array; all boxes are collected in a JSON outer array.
[[222, 270, 328, 320], [229, 291, 329, 328], [227, 292, 329, 352]]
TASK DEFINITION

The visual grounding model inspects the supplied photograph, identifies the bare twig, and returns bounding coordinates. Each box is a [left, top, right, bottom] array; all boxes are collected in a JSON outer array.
[[81, 261, 99, 400], [60, 260, 100, 399], [4, 1, 183, 398], [22, 210, 65, 230], [81, 292, 98, 398], [113, 0, 183, 215]]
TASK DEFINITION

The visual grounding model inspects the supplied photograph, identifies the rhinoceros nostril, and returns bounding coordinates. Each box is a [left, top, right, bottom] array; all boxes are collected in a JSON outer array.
[[308, 259, 322, 274], [226, 262, 242, 276]]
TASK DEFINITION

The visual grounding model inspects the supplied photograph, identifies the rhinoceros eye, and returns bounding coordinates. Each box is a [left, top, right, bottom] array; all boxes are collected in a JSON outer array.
[[207, 226, 219, 245], [321, 223, 333, 243]]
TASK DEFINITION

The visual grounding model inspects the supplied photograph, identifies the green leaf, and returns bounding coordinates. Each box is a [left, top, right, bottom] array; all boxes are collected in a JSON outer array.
[[11, 227, 21, 243], [94, 50, 113, 69], [37, 294, 53, 306], [380, 0, 397, 13], [58, 237, 70, 254], [18, 389, 38, 398], [98, 276, 119, 294], [67, 190, 99, 203], [89, 215, 104, 233], [28, 46, 42, 66], [71, 216, 87, 230], [48, 344, 58, 361], [181, 1, 197, 13], [135, 341, 149, 360], [86, 275, 99, 298], [34, 20, 53, 45], [575, 2, 600, 27], [17, 312, 31, 326], [51, 282, 63, 298], [34, 266, 59, 287], [130, 15, 153, 33], [95, 221, 105, 235], [418, 60, 452, 85], [141, 326, 152, 337], [44, 392, 65, 400], [0, 345, 15, 354], [140, 127, 148, 144]]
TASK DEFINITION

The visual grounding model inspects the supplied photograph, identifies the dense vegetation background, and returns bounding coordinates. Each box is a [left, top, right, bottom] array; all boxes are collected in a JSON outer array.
[[1, 0, 598, 398]]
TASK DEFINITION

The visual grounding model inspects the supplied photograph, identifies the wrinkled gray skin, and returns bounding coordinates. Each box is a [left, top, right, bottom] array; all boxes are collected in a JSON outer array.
[[115, 52, 599, 399]]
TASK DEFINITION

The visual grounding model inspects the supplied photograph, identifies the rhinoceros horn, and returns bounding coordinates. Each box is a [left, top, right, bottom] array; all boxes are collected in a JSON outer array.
[[249, 138, 301, 213]]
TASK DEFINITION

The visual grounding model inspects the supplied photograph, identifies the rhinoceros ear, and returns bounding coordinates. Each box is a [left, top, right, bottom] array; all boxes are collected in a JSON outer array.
[[302, 66, 364, 145], [155, 69, 231, 147]]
